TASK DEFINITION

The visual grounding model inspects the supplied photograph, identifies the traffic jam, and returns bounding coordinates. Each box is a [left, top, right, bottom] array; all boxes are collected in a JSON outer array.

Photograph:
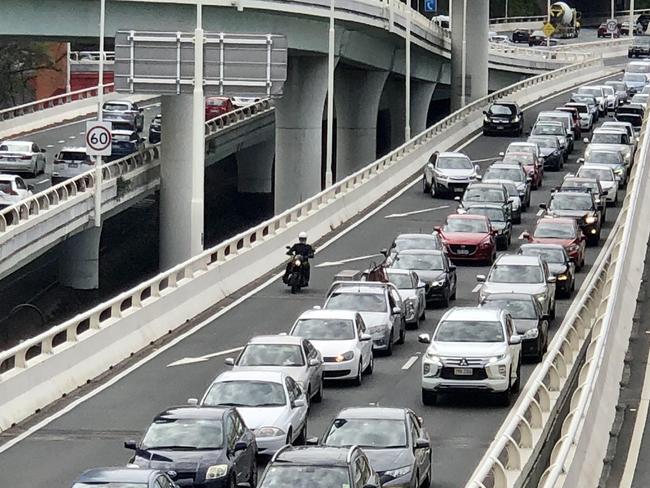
[[61, 60, 647, 488]]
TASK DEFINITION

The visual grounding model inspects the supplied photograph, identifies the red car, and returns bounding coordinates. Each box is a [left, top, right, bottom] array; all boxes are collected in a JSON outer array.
[[434, 214, 497, 265], [521, 217, 586, 270], [502, 152, 543, 190], [205, 97, 235, 120]]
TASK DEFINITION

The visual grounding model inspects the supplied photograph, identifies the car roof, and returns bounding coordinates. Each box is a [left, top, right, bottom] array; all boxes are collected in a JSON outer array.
[[539, 110, 571, 116], [535, 120, 563, 126], [593, 127, 627, 134], [112, 129, 137, 135], [386, 268, 413, 276], [330, 284, 385, 295], [336, 406, 407, 420], [586, 147, 622, 155], [520, 243, 566, 252], [537, 216, 577, 226], [76, 467, 157, 483], [296, 309, 358, 321], [495, 254, 542, 266], [489, 163, 523, 170], [438, 152, 469, 158], [155, 406, 229, 420], [274, 446, 354, 465], [397, 249, 445, 256], [468, 182, 506, 190], [580, 164, 615, 172], [1, 140, 33, 145], [215, 370, 286, 383], [508, 142, 536, 147], [248, 335, 304, 346], [563, 177, 599, 184], [448, 213, 489, 220], [443, 306, 503, 322], [104, 100, 133, 106], [482, 292, 537, 302], [466, 203, 506, 210], [60, 146, 87, 152], [0, 174, 21, 181], [396, 233, 437, 240]]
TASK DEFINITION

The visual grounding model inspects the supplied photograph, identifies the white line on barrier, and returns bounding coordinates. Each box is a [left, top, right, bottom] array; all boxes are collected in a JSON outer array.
[[402, 355, 420, 370], [384, 205, 450, 219], [316, 253, 383, 268]]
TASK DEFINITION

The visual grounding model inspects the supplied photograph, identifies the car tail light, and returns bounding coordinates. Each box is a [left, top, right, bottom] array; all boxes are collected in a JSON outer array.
[[2, 187, 17, 195], [54, 159, 64, 165], [82, 158, 94, 166], [20, 155, 31, 160]]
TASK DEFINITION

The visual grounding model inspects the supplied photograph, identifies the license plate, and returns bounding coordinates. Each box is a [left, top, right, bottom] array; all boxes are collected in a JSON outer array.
[[456, 249, 470, 255], [6, 158, 16, 162], [68, 163, 79, 168], [454, 368, 473, 376], [454, 187, 464, 193]]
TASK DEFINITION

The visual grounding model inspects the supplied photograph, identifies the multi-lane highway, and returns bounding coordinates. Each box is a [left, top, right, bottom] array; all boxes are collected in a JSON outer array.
[[0, 75, 625, 487]]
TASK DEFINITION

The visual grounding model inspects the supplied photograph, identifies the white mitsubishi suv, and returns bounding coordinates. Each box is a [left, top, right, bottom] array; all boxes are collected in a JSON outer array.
[[418, 307, 522, 406]]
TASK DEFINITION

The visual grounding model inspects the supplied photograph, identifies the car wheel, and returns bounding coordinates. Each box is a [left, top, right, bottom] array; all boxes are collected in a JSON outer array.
[[440, 288, 450, 308], [354, 361, 363, 386], [423, 176, 430, 194], [30, 163, 38, 178], [514, 214, 521, 225], [422, 467, 432, 488], [549, 300, 556, 320], [226, 473, 236, 488], [422, 389, 438, 406], [420, 306, 426, 320], [385, 331, 393, 356], [497, 385, 511, 407], [313, 376, 323, 403], [286, 429, 293, 446], [364, 353, 374, 374], [512, 359, 521, 393], [249, 458, 258, 488], [295, 424, 307, 445], [451, 285, 457, 300], [430, 184, 437, 198], [397, 322, 406, 344]]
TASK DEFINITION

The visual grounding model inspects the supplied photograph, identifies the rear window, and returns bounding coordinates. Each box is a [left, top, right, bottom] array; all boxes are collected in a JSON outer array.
[[0, 142, 31, 152], [103, 102, 130, 111], [207, 98, 228, 106], [0, 181, 12, 193], [489, 104, 515, 115], [59, 151, 87, 161]]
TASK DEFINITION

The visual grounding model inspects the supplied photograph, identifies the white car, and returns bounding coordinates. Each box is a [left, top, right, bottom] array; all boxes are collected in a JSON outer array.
[[0, 174, 33, 209], [386, 268, 426, 325], [422, 151, 481, 198], [52, 147, 93, 182], [102, 100, 144, 132], [577, 86, 607, 115], [584, 128, 634, 167], [231, 96, 261, 108], [575, 165, 619, 205], [195, 370, 308, 455], [418, 307, 522, 406], [290, 309, 373, 385], [0, 140, 46, 177], [224, 335, 323, 405], [597, 85, 620, 111], [564, 103, 594, 132]]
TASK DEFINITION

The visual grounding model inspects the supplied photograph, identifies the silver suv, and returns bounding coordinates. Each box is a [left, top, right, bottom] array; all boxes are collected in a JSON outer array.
[[476, 254, 556, 319], [418, 307, 522, 406], [423, 151, 481, 198], [323, 281, 406, 355]]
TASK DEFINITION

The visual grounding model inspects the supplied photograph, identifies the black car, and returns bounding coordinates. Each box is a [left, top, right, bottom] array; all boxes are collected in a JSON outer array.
[[512, 29, 530, 43], [561, 177, 607, 221], [527, 135, 564, 171], [389, 249, 457, 307], [258, 445, 381, 488], [483, 102, 524, 136], [71, 467, 178, 488], [628, 36, 650, 58], [125, 406, 257, 488], [149, 114, 162, 144], [540, 188, 602, 245], [518, 243, 576, 298], [458, 182, 513, 220], [638, 13, 650, 31], [315, 406, 432, 488], [465, 203, 512, 250], [480, 293, 549, 362]]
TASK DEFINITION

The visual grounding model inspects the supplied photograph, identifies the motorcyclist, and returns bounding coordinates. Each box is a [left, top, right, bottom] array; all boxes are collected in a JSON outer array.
[[285, 232, 315, 286]]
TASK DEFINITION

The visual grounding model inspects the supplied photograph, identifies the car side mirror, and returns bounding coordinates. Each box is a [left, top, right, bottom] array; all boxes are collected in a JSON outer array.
[[417, 333, 431, 344], [40, 148, 46, 153], [312, 305, 322, 310], [498, 151, 505, 157], [548, 276, 557, 283], [234, 441, 248, 452], [449, 264, 456, 271], [510, 335, 523, 345], [476, 274, 486, 282], [577, 158, 585, 164], [308, 358, 321, 367], [520, 231, 531, 240], [483, 110, 488, 115], [362, 484, 378, 488], [27, 184, 34, 191], [474, 164, 480, 173], [433, 225, 442, 232], [539, 203, 547, 210], [600, 191, 607, 197], [526, 177, 533, 183], [124, 440, 137, 450], [360, 333, 372, 342], [583, 137, 590, 144], [454, 196, 461, 202], [392, 306, 402, 315], [491, 229, 498, 235], [293, 398, 306, 408], [306, 437, 319, 445], [187, 398, 199, 405], [224, 357, 235, 366], [415, 438, 430, 450]]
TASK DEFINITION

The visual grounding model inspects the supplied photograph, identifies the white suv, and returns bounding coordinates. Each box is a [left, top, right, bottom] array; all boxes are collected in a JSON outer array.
[[422, 151, 481, 198], [418, 307, 522, 406], [52, 147, 93, 183]]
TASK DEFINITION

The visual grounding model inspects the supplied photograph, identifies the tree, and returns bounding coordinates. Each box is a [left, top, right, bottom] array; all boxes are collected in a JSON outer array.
[[0, 41, 62, 109]]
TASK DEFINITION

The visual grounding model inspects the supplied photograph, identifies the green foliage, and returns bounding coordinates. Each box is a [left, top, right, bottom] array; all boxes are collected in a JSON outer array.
[[490, 0, 544, 17], [0, 41, 61, 109]]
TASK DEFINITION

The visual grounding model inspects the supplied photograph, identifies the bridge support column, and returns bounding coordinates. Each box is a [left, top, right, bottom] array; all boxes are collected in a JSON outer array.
[[385, 78, 406, 149], [237, 140, 274, 193], [58, 226, 102, 289], [334, 69, 388, 179], [159, 94, 205, 269], [450, 0, 488, 110], [410, 81, 436, 135], [274, 55, 328, 212]]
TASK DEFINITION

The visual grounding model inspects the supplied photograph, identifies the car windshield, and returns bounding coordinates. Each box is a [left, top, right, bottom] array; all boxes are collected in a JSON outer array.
[[631, 95, 648, 104], [521, 247, 566, 264], [0, 142, 31, 152], [468, 207, 505, 222], [503, 153, 534, 165], [483, 299, 537, 319], [528, 137, 558, 149], [444, 218, 488, 233], [435, 320, 505, 343], [483, 168, 524, 182], [506, 145, 535, 156], [489, 104, 514, 115], [436, 156, 472, 170], [141, 418, 223, 449], [578, 168, 614, 181], [59, 151, 88, 161], [393, 253, 444, 271], [538, 115, 567, 127], [578, 87, 603, 97], [0, 181, 12, 193], [464, 188, 504, 203], [571, 95, 596, 105], [325, 293, 387, 313], [202, 380, 286, 407], [323, 418, 407, 448], [534, 222, 576, 239], [259, 466, 350, 488], [207, 98, 228, 106], [601, 86, 615, 96], [549, 193, 592, 211], [292, 319, 355, 340], [587, 152, 621, 164], [591, 133, 625, 144], [567, 104, 588, 114], [387, 272, 415, 289], [626, 64, 650, 74], [623, 73, 647, 82], [394, 236, 439, 251], [73, 484, 146, 488], [532, 125, 563, 136], [237, 344, 304, 367], [489, 264, 543, 283], [103, 102, 130, 111]]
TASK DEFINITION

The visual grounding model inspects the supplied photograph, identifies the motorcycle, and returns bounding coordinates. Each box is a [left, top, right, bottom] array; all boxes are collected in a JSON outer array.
[[284, 247, 309, 294]]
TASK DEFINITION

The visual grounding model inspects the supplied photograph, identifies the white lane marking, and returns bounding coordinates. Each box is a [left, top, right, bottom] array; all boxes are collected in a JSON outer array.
[[167, 346, 245, 367], [472, 156, 500, 163], [46, 144, 53, 148], [201, 347, 244, 359], [80, 131, 85, 135], [68, 136, 75, 140], [536, 209, 545, 217], [35, 179, 49, 185], [57, 140, 65, 144], [472, 284, 483, 293], [401, 355, 420, 370], [384, 205, 450, 219], [316, 253, 382, 268], [619, 337, 650, 488]]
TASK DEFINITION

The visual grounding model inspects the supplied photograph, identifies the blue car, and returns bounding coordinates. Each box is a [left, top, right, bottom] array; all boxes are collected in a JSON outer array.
[[72, 467, 177, 488], [108, 129, 145, 162]]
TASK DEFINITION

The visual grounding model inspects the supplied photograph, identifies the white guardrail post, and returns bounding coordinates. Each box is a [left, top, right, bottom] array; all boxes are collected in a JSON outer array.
[[466, 102, 650, 488]]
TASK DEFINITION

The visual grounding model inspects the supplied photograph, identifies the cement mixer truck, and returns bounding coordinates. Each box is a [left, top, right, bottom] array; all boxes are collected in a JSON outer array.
[[549, 1, 581, 39]]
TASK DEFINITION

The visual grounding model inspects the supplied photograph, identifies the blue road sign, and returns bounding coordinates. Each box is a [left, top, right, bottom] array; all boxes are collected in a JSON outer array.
[[424, 0, 436, 13]]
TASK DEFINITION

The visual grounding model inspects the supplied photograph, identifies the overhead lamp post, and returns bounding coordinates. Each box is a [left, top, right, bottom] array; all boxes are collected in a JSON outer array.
[[325, 0, 335, 187], [461, 0, 467, 106], [405, 0, 411, 140], [94, 0, 106, 227], [611, 0, 615, 39], [630, 0, 635, 38], [546, 0, 551, 48]]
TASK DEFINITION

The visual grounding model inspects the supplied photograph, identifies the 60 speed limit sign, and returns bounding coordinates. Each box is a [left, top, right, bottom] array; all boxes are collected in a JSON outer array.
[[85, 121, 113, 156]]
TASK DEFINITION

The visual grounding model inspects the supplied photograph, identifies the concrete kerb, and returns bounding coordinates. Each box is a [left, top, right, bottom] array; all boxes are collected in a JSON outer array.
[[0, 59, 619, 432]]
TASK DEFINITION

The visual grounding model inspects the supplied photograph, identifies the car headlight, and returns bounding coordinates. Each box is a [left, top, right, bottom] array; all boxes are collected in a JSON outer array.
[[558, 273, 569, 281], [488, 354, 507, 364], [430, 279, 445, 287], [484, 115, 490, 122], [568, 243, 580, 252], [434, 171, 448, 181], [479, 240, 493, 248], [367, 324, 386, 334], [294, 259, 301, 266], [335, 351, 354, 362], [585, 216, 597, 224], [513, 115, 520, 123], [424, 351, 442, 363], [206, 464, 229, 480], [383, 466, 411, 479], [256, 426, 286, 437], [523, 328, 539, 339], [559, 137, 567, 145], [535, 292, 547, 303]]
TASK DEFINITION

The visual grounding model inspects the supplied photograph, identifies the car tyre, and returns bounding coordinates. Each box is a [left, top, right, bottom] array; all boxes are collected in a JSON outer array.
[[385, 331, 394, 356], [354, 361, 363, 386], [226, 473, 236, 488], [364, 353, 374, 374], [420, 307, 426, 320], [497, 386, 511, 407], [440, 288, 450, 308], [451, 285, 457, 300], [249, 458, 258, 488], [512, 359, 521, 393], [313, 376, 323, 403], [422, 389, 438, 406], [423, 176, 431, 194], [397, 322, 406, 344]]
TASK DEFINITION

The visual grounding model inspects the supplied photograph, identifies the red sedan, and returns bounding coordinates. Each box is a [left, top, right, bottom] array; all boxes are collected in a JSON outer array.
[[521, 217, 586, 270], [205, 97, 234, 120], [502, 152, 543, 190], [434, 214, 497, 265]]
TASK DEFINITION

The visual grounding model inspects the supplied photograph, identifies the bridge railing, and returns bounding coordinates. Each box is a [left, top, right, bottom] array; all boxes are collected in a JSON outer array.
[[69, 51, 115, 63], [488, 43, 589, 63], [466, 98, 649, 488]]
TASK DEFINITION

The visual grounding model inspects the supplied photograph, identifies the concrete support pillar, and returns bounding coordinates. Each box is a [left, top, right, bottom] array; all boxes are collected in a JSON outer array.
[[274, 55, 328, 212], [334, 69, 388, 179], [237, 140, 274, 193], [58, 226, 102, 289], [410, 81, 436, 135], [450, 0, 489, 110], [385, 78, 406, 150], [159, 94, 204, 269]]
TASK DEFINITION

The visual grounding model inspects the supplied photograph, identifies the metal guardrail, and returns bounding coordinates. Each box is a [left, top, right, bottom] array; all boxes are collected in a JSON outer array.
[[466, 80, 645, 488], [0, 84, 115, 122], [0, 56, 609, 384], [490, 15, 546, 24], [0, 99, 273, 234], [69, 51, 115, 63], [488, 43, 589, 63]]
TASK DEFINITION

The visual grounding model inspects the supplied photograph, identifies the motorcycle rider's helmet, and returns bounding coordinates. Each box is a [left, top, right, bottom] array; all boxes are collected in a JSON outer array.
[[298, 231, 308, 242]]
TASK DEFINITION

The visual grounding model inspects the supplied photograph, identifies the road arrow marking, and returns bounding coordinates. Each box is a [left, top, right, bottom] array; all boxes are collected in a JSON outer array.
[[166, 346, 244, 367], [384, 205, 449, 219], [316, 253, 383, 268]]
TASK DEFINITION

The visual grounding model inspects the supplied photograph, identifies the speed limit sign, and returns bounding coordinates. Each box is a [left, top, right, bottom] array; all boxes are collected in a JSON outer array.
[[606, 19, 618, 34], [85, 121, 113, 156]]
